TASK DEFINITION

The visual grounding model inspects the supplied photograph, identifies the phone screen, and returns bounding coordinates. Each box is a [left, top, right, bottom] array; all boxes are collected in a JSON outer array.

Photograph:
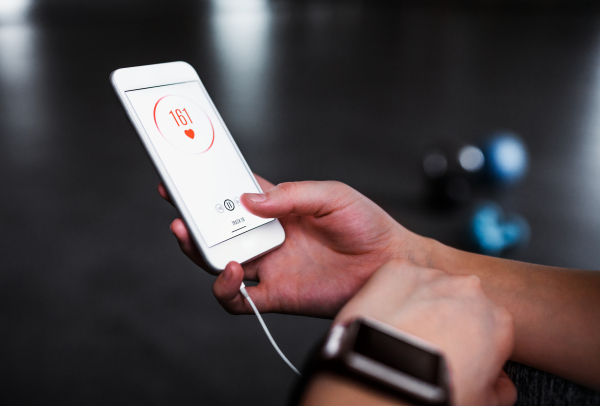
[[126, 81, 272, 248]]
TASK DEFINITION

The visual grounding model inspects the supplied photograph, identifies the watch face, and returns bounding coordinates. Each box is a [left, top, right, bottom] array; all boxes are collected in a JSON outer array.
[[353, 322, 440, 384]]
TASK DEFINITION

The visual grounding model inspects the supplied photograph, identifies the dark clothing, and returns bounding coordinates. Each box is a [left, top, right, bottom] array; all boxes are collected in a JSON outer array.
[[506, 362, 600, 405]]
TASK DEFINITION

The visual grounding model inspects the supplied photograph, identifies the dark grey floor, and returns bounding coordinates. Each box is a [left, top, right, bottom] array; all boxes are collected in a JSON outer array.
[[1, 1, 599, 405]]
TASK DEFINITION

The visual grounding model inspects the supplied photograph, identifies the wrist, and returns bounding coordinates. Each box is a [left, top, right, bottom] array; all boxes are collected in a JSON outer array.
[[401, 229, 471, 277], [393, 227, 440, 270], [300, 373, 412, 406], [426, 237, 485, 277]]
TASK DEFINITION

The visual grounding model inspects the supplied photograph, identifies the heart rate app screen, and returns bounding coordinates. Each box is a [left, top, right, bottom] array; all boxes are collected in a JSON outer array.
[[126, 81, 272, 248]]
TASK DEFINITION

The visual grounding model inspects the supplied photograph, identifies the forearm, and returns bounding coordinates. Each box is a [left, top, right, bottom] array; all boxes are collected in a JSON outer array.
[[299, 373, 411, 406], [424, 237, 600, 389]]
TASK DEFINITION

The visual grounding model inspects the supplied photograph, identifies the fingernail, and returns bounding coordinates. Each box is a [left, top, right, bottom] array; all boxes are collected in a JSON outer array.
[[222, 266, 232, 280], [245, 193, 267, 203]]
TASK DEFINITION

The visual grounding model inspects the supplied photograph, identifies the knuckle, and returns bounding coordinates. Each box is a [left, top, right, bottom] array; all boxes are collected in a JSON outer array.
[[465, 274, 482, 289], [327, 180, 349, 191], [454, 274, 483, 293], [275, 181, 297, 197], [327, 181, 359, 203], [274, 182, 299, 211], [429, 274, 483, 302], [333, 181, 360, 201]]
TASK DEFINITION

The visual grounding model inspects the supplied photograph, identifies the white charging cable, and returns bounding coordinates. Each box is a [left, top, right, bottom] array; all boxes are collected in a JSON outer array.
[[239, 283, 302, 377]]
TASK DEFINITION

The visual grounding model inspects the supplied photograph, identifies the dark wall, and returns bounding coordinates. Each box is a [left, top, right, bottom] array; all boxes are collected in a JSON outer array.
[[1, 1, 599, 405]]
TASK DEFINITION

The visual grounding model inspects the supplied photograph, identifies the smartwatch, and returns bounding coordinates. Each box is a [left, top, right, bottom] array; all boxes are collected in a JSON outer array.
[[309, 317, 451, 405]]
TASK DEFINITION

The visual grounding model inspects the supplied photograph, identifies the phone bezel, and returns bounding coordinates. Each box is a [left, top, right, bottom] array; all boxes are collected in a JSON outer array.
[[111, 61, 285, 273]]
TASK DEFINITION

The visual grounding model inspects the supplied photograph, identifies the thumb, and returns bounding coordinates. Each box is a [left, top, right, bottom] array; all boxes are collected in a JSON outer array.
[[241, 181, 360, 219], [212, 262, 276, 315]]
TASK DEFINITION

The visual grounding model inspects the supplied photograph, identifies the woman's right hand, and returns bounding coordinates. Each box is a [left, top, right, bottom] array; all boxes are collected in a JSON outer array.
[[336, 260, 517, 406]]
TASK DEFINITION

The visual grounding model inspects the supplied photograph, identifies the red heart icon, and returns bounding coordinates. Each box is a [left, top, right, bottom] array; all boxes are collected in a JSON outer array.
[[184, 129, 195, 139]]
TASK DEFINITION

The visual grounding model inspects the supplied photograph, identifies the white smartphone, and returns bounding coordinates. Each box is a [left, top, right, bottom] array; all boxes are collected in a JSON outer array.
[[111, 61, 285, 273]]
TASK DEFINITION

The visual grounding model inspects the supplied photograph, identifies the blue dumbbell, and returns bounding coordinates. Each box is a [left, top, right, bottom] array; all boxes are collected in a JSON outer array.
[[469, 201, 530, 255]]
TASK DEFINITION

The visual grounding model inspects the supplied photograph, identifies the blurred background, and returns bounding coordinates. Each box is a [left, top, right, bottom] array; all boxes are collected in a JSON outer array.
[[1, 0, 600, 404]]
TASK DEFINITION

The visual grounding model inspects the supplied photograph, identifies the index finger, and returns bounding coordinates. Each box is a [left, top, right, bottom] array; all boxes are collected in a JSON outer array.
[[158, 182, 174, 206]]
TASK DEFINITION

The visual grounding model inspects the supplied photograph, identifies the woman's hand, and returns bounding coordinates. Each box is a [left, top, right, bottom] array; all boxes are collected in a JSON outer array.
[[335, 260, 516, 406], [159, 176, 432, 317]]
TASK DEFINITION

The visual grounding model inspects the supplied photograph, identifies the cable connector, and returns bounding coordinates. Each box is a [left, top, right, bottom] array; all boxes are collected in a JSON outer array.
[[239, 282, 249, 299]]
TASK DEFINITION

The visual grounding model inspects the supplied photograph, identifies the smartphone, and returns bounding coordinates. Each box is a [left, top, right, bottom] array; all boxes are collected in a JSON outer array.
[[111, 61, 285, 272]]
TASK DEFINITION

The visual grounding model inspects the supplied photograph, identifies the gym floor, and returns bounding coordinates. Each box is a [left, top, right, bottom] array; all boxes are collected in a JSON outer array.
[[1, 1, 599, 405]]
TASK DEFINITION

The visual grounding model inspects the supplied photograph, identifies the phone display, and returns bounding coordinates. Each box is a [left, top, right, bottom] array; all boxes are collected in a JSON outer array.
[[125, 80, 272, 248]]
